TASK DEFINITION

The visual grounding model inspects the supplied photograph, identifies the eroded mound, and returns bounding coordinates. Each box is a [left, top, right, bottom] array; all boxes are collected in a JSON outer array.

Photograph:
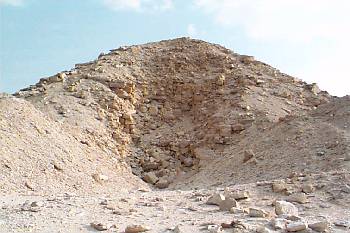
[[2, 38, 347, 193]]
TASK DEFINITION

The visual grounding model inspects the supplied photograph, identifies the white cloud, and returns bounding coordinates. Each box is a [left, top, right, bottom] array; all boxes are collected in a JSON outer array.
[[300, 49, 350, 97], [0, 0, 24, 6], [187, 24, 198, 37], [194, 0, 350, 43], [103, 0, 173, 12], [194, 0, 350, 96]]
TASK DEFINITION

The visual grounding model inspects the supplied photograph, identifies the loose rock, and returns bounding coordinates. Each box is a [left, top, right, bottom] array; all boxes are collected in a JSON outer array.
[[219, 198, 238, 211], [308, 221, 329, 232], [271, 218, 286, 230], [286, 222, 307, 232], [207, 225, 222, 233], [155, 178, 169, 189], [275, 201, 298, 216], [143, 172, 158, 184], [256, 226, 271, 233], [206, 193, 225, 206], [90, 222, 110, 231], [287, 193, 308, 204], [243, 150, 255, 163], [301, 183, 315, 193], [248, 207, 268, 217], [272, 181, 288, 193], [125, 225, 150, 233], [224, 189, 250, 200]]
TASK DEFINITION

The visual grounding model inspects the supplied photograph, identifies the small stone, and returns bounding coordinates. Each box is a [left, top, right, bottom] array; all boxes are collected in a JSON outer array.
[[248, 207, 268, 217], [275, 201, 298, 216], [148, 105, 158, 116], [285, 215, 303, 221], [230, 190, 250, 200], [271, 218, 286, 230], [334, 220, 349, 228], [229, 207, 244, 214], [316, 151, 325, 156], [206, 193, 225, 206], [25, 181, 34, 190], [53, 161, 63, 171], [122, 113, 134, 123], [143, 172, 158, 184], [139, 106, 147, 113], [240, 55, 255, 64], [221, 222, 233, 229], [287, 193, 308, 204], [173, 225, 182, 233], [90, 222, 110, 231], [21, 201, 42, 212], [272, 181, 287, 193], [219, 198, 238, 211], [116, 89, 130, 99], [125, 225, 150, 233], [155, 178, 169, 189], [243, 150, 255, 163], [286, 222, 307, 232], [308, 221, 329, 232], [92, 174, 109, 183], [207, 225, 222, 233], [232, 124, 245, 133], [67, 84, 76, 92], [142, 162, 159, 172], [256, 226, 271, 233], [319, 203, 331, 208], [301, 183, 315, 193], [216, 75, 225, 86], [58, 72, 67, 81], [183, 157, 193, 167], [30, 201, 43, 208]]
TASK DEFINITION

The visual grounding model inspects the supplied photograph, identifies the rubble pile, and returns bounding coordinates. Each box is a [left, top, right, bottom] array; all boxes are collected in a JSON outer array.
[[10, 38, 338, 190]]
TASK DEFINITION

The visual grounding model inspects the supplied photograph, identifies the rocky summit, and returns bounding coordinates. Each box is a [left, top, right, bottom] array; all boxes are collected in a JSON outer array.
[[0, 38, 349, 232]]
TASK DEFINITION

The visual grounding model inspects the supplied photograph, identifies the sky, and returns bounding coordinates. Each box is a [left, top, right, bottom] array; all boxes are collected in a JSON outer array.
[[1, 0, 349, 96]]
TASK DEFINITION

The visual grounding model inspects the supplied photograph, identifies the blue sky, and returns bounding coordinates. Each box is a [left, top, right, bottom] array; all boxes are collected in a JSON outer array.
[[1, 0, 349, 96]]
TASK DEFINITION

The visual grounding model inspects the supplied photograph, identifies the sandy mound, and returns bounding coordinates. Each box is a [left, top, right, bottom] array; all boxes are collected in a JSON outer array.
[[0, 94, 145, 195]]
